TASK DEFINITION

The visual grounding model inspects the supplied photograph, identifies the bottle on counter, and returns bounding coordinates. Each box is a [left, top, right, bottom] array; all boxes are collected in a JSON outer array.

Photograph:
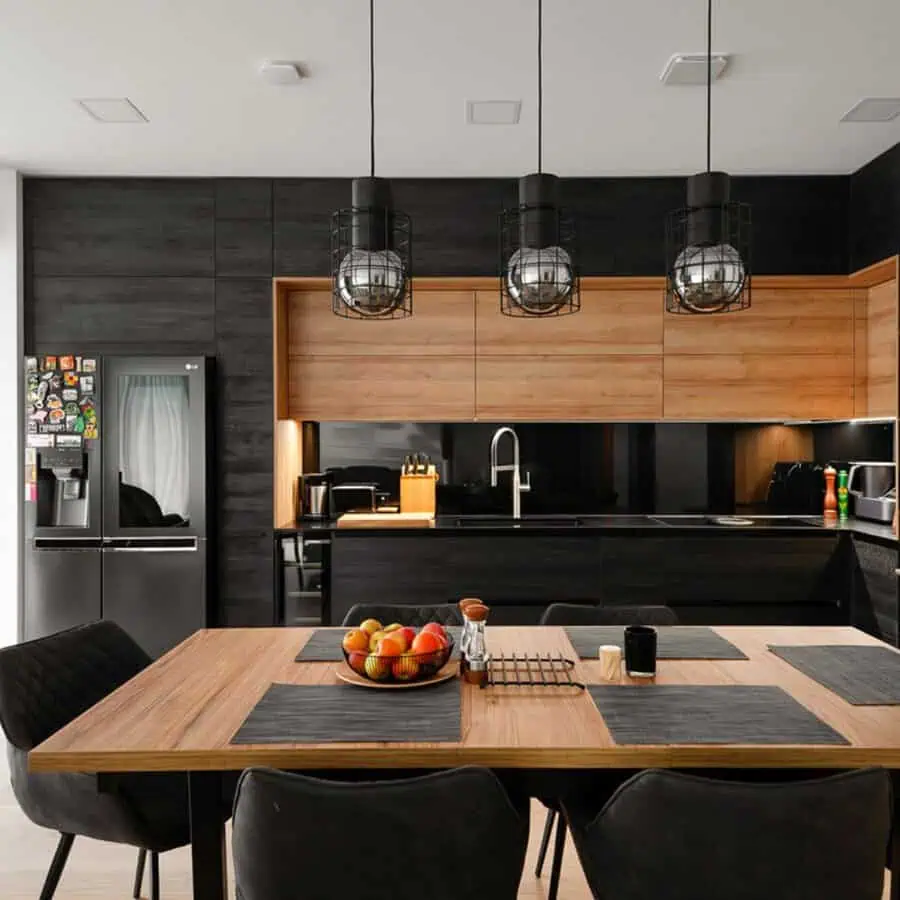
[[837, 469, 849, 522], [458, 598, 481, 672], [462, 602, 490, 686], [823, 465, 837, 524]]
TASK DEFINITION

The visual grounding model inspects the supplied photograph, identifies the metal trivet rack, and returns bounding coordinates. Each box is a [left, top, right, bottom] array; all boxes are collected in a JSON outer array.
[[483, 653, 585, 690]]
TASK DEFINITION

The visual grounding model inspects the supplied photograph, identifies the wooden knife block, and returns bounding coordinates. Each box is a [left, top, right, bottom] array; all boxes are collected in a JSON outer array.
[[400, 472, 438, 515]]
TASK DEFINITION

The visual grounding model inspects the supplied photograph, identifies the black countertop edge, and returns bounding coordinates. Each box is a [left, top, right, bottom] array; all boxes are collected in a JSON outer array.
[[276, 515, 896, 543]]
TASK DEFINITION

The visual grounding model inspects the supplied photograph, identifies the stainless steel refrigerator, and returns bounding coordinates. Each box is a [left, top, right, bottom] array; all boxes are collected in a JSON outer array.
[[23, 355, 213, 657]]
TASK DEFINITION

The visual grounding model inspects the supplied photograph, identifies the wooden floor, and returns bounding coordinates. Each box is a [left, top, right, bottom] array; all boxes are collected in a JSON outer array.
[[0, 758, 889, 898]]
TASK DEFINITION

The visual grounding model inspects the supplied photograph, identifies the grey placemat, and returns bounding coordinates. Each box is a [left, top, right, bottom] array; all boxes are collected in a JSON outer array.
[[295, 627, 461, 662], [565, 626, 747, 661], [588, 685, 848, 745], [232, 680, 462, 744], [769, 645, 900, 705]]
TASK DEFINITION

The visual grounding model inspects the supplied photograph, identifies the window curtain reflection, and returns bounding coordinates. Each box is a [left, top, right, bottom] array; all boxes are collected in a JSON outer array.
[[118, 375, 189, 518]]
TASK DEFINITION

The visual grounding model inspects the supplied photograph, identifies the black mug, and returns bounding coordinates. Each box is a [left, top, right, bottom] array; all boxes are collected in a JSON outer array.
[[624, 625, 658, 678]]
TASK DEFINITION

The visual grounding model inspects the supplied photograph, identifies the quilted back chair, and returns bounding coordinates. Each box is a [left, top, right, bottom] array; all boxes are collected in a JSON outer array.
[[563, 768, 892, 900], [0, 621, 198, 899], [540, 603, 679, 627], [341, 602, 463, 628], [233, 766, 529, 900]]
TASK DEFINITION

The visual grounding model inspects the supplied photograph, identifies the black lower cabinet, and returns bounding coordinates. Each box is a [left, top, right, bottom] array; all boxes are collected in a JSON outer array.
[[850, 537, 898, 647]]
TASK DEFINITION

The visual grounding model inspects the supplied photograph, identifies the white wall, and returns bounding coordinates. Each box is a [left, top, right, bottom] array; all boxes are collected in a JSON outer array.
[[0, 171, 22, 647]]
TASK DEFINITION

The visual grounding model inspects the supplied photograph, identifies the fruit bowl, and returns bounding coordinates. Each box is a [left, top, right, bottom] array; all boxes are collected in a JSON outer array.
[[341, 622, 455, 685]]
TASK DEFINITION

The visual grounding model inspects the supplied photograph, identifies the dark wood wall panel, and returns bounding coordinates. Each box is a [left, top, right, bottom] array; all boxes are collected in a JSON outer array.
[[850, 142, 900, 270]]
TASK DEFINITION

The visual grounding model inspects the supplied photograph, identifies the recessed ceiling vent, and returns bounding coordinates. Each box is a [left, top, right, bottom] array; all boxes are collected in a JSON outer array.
[[76, 98, 148, 123], [660, 53, 728, 86], [841, 98, 900, 123], [466, 100, 522, 125]]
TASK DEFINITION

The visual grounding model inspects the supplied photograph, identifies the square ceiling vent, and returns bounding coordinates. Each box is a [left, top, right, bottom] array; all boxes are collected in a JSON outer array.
[[466, 100, 521, 125], [660, 53, 729, 85], [841, 98, 900, 123], [77, 98, 148, 123]]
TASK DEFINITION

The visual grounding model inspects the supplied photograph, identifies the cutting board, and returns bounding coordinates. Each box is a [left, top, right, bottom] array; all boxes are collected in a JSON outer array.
[[336, 512, 436, 529]]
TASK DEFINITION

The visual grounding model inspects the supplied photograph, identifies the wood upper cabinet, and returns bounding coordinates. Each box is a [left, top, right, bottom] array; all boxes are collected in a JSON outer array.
[[287, 289, 476, 420], [863, 278, 898, 416], [475, 289, 663, 419], [663, 287, 855, 419]]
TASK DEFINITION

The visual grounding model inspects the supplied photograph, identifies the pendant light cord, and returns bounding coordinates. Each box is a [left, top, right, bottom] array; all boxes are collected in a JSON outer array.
[[537, 0, 543, 173], [369, 0, 375, 177], [706, 0, 712, 173]]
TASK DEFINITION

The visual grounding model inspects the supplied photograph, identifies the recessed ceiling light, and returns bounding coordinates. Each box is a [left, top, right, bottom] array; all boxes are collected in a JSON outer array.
[[259, 61, 306, 85], [77, 98, 148, 123], [660, 53, 729, 86], [841, 98, 900, 123], [466, 100, 521, 125]]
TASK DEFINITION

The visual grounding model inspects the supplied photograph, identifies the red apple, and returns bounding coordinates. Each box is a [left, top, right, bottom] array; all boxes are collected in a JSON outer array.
[[396, 626, 417, 648], [392, 655, 421, 681], [368, 630, 388, 652], [421, 622, 447, 641], [358, 618, 383, 637], [342, 629, 370, 654], [347, 651, 369, 675], [364, 655, 390, 680], [385, 629, 409, 653]]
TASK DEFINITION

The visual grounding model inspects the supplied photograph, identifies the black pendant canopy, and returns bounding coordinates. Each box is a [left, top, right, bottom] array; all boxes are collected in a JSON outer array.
[[500, 0, 579, 317], [665, 0, 751, 315], [331, 0, 412, 319]]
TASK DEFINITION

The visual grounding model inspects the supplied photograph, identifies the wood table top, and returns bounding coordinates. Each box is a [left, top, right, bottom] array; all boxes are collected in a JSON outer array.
[[29, 626, 900, 774]]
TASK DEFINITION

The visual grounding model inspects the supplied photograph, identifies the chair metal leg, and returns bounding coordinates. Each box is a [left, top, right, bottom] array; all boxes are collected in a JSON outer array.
[[39, 833, 75, 900], [547, 812, 567, 900], [133, 848, 147, 898], [150, 851, 160, 900], [534, 808, 556, 877]]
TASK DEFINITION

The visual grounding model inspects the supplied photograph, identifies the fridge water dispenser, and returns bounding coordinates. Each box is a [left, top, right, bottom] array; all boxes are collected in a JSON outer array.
[[36, 448, 90, 527]]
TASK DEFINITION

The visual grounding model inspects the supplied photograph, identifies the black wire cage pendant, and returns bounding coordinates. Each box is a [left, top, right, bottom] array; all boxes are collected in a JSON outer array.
[[501, 174, 579, 318], [331, 177, 412, 319], [665, 170, 751, 314]]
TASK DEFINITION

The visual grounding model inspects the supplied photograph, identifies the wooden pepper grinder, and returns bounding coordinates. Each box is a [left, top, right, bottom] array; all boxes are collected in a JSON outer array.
[[823, 465, 837, 525]]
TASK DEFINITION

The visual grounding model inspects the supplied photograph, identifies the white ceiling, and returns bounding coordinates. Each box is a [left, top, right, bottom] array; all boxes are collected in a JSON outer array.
[[1, 0, 899, 177]]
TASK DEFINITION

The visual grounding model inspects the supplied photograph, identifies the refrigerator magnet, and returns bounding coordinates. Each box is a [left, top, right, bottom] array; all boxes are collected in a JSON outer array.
[[59, 355, 75, 371], [26, 421, 37, 434], [79, 375, 94, 394], [25, 448, 36, 465], [64, 414, 78, 431], [62, 388, 78, 402], [48, 408, 65, 423], [82, 358, 97, 373], [83, 422, 98, 440], [25, 357, 37, 372], [27, 433, 54, 448], [63, 372, 78, 387], [25, 484, 36, 503], [29, 409, 48, 423], [49, 374, 62, 390], [46, 394, 63, 410], [43, 423, 63, 433], [57, 434, 83, 449], [35, 381, 48, 408], [73, 415, 85, 434], [63, 402, 79, 416], [42, 356, 57, 371]]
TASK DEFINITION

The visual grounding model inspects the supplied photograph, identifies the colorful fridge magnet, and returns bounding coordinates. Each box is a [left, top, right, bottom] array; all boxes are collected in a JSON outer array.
[[29, 409, 48, 423], [46, 394, 63, 410], [63, 401, 79, 416], [79, 375, 94, 394], [82, 358, 97, 373], [62, 388, 78, 402], [49, 374, 62, 390], [57, 434, 82, 449], [42, 356, 57, 371], [48, 407, 65, 423], [72, 415, 85, 434], [63, 371, 78, 387], [59, 355, 75, 371], [34, 381, 48, 408], [83, 421, 98, 440], [25, 357, 37, 372], [43, 423, 63, 433], [64, 415, 78, 431], [27, 433, 54, 448]]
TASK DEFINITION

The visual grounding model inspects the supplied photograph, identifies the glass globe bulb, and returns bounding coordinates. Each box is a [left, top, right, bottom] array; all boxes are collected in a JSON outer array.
[[506, 246, 573, 314], [672, 243, 746, 312], [337, 249, 406, 314]]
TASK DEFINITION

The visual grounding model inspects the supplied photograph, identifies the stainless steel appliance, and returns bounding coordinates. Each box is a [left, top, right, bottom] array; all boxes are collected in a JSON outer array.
[[329, 483, 377, 515], [298, 472, 332, 519], [847, 462, 896, 524], [23, 355, 213, 657]]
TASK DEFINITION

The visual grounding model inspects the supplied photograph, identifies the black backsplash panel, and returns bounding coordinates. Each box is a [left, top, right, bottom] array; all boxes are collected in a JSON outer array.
[[21, 172, 889, 625], [850, 142, 900, 270]]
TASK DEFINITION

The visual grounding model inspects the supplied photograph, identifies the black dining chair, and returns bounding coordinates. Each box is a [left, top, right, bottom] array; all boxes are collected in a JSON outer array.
[[563, 767, 892, 900], [341, 602, 464, 628], [232, 765, 530, 900], [534, 602, 679, 900], [0, 621, 227, 900]]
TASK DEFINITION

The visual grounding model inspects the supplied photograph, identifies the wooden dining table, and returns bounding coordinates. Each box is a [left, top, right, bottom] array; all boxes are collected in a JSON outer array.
[[29, 625, 900, 900]]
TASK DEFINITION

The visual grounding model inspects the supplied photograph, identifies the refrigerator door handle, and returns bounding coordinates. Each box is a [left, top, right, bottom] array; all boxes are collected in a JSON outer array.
[[103, 538, 199, 553], [105, 545, 198, 553]]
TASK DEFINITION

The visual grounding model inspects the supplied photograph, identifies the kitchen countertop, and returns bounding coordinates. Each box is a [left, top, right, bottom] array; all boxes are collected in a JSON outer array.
[[277, 514, 896, 543]]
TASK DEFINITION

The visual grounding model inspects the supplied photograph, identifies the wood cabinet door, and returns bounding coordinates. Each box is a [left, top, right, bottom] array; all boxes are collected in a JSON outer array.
[[663, 287, 854, 419], [477, 356, 663, 420]]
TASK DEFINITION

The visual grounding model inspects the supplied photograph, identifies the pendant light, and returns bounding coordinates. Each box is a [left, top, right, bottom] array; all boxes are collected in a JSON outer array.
[[500, 0, 579, 317], [665, 0, 751, 314], [331, 0, 412, 319]]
